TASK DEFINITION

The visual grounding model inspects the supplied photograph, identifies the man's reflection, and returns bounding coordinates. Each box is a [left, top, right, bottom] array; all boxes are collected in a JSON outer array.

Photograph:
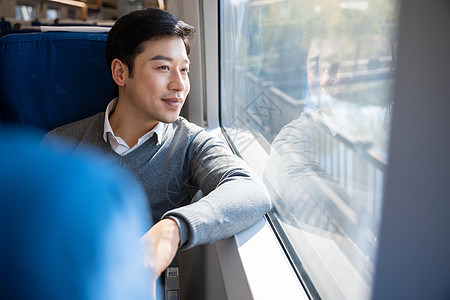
[[306, 39, 341, 98], [263, 36, 392, 273]]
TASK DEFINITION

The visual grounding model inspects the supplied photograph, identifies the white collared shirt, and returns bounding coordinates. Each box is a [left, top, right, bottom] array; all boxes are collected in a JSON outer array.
[[103, 98, 167, 156]]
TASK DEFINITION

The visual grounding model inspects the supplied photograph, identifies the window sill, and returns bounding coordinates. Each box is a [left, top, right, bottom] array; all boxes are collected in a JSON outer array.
[[213, 217, 308, 299]]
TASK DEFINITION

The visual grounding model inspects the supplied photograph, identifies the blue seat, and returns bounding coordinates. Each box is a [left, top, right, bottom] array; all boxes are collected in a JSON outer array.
[[0, 31, 114, 136], [0, 132, 154, 299], [0, 28, 41, 38]]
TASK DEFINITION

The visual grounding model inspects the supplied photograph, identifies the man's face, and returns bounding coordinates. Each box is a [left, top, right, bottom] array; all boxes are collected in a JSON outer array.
[[120, 37, 190, 126], [306, 40, 340, 97]]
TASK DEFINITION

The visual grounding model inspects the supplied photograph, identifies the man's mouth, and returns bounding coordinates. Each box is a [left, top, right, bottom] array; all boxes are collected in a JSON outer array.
[[162, 97, 183, 108]]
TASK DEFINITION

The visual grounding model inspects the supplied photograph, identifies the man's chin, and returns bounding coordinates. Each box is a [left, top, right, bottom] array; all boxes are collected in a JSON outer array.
[[160, 115, 181, 124]]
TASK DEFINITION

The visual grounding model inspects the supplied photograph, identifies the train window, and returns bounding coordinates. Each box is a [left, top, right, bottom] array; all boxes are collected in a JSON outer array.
[[219, 0, 399, 299], [15, 5, 36, 21], [46, 9, 59, 21]]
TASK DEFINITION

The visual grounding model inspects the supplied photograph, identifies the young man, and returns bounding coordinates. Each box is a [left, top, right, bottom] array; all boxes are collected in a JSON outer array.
[[42, 8, 271, 276]]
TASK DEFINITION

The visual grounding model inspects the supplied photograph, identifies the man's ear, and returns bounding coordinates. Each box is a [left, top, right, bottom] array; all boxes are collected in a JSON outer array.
[[111, 59, 127, 87]]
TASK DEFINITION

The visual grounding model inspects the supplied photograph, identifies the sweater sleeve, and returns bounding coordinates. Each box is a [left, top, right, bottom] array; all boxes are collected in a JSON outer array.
[[162, 130, 272, 249]]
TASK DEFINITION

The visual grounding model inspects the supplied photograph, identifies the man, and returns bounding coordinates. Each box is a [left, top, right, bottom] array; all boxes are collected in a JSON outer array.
[[42, 8, 271, 277]]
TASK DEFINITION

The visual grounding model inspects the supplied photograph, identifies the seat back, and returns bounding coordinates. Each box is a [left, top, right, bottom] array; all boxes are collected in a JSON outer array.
[[0, 31, 114, 136], [0, 131, 154, 299], [0, 20, 12, 33]]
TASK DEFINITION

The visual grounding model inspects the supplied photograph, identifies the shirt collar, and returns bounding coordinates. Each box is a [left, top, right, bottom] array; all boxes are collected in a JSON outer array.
[[103, 98, 117, 143]]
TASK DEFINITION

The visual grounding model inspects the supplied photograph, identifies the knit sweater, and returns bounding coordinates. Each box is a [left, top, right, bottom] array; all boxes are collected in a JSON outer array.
[[42, 113, 271, 249]]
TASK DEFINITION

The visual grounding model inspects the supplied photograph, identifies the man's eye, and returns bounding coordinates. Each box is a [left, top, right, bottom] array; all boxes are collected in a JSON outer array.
[[159, 66, 169, 70]]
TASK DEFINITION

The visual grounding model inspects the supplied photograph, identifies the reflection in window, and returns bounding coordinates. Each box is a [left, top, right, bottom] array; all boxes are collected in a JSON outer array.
[[220, 0, 399, 299]]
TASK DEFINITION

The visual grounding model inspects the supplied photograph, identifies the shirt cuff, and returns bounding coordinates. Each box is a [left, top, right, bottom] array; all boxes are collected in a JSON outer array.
[[165, 215, 189, 248]]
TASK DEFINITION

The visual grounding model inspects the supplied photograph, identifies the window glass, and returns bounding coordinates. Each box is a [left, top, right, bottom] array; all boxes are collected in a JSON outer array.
[[46, 9, 59, 21], [220, 0, 399, 299], [15, 5, 36, 21], [68, 9, 77, 20]]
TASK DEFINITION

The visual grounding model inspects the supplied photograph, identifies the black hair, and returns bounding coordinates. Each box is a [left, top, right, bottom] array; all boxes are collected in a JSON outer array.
[[106, 8, 196, 96]]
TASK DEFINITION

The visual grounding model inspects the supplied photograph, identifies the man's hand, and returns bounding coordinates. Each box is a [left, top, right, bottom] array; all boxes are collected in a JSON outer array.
[[141, 218, 180, 277]]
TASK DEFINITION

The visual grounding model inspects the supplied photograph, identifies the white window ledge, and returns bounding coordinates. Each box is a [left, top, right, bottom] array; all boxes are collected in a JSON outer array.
[[214, 217, 308, 299]]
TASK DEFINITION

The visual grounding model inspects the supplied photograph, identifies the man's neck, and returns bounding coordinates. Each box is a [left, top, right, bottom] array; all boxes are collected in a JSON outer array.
[[109, 101, 158, 148]]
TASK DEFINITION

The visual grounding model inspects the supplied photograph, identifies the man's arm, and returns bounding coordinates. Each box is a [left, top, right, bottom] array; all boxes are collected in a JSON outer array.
[[162, 130, 272, 249]]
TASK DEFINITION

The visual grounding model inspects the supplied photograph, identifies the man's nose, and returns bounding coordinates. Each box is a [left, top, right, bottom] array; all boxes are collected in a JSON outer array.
[[168, 70, 187, 91]]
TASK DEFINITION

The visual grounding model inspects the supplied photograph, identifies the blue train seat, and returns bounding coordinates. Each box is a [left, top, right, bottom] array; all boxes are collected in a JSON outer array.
[[0, 131, 154, 299], [0, 31, 114, 136], [0, 28, 41, 38]]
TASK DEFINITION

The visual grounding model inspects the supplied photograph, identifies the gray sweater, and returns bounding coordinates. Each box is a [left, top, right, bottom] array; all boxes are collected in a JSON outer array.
[[42, 113, 271, 249]]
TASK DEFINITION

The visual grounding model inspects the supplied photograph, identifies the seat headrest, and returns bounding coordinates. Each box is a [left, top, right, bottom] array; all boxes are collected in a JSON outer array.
[[0, 31, 114, 135]]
